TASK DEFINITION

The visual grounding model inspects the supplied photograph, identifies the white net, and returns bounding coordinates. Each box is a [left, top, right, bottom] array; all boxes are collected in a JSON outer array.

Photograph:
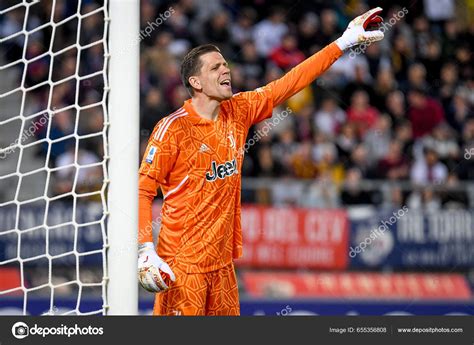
[[0, 0, 110, 315]]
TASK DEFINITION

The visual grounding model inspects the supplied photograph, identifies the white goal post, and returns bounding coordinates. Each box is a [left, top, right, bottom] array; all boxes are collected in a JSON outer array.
[[106, 0, 139, 315], [0, 0, 138, 315]]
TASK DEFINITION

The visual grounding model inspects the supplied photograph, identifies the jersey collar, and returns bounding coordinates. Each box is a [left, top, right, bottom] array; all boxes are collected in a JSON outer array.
[[183, 99, 219, 125]]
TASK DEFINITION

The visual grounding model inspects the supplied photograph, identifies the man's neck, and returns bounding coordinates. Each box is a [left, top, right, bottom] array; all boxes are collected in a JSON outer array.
[[190, 95, 221, 121]]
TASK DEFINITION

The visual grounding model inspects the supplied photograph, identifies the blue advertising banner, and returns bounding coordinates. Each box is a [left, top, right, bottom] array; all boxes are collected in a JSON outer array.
[[0, 203, 105, 265], [3, 204, 474, 269], [1, 297, 473, 316], [349, 209, 474, 269]]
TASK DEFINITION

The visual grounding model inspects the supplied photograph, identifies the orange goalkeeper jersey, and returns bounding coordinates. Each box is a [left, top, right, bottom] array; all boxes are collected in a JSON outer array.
[[138, 42, 342, 273]]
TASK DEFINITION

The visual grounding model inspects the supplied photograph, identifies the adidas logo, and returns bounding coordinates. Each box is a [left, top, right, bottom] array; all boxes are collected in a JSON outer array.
[[199, 143, 210, 153]]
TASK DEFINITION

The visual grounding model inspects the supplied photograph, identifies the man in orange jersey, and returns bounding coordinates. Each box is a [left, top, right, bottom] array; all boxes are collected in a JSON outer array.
[[137, 8, 384, 315]]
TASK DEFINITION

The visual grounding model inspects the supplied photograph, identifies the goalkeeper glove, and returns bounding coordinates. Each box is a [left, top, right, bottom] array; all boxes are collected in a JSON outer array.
[[335, 7, 384, 51], [138, 242, 176, 293]]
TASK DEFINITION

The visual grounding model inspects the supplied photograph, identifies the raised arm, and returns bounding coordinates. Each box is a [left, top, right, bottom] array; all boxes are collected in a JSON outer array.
[[268, 7, 384, 106], [268, 42, 343, 106], [234, 8, 384, 126]]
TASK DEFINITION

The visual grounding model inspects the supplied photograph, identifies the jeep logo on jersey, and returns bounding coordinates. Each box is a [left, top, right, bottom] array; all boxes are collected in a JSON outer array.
[[206, 158, 238, 182]]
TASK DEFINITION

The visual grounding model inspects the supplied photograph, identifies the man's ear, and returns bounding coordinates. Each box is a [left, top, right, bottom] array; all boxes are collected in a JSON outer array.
[[189, 76, 202, 92]]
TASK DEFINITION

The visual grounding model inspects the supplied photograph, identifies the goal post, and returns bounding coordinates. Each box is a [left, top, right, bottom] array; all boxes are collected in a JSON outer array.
[[106, 0, 139, 315]]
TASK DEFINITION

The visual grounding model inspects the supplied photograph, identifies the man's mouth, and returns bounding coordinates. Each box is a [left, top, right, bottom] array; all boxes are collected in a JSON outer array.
[[220, 79, 231, 88]]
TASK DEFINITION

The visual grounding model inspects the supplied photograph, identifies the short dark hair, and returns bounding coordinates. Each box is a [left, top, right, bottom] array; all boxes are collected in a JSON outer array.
[[180, 44, 221, 96], [409, 86, 428, 96]]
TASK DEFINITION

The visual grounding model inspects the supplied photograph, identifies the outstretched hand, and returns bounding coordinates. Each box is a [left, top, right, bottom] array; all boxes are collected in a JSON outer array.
[[335, 7, 385, 51]]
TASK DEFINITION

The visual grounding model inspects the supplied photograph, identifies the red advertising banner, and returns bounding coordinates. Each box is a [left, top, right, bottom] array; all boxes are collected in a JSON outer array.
[[242, 272, 472, 300], [236, 206, 349, 269]]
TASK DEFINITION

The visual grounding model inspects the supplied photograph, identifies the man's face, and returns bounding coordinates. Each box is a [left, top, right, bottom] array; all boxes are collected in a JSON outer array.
[[192, 52, 232, 101], [408, 92, 425, 108]]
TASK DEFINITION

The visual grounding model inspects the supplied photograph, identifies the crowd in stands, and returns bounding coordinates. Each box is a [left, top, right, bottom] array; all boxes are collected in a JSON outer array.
[[1, 0, 473, 208]]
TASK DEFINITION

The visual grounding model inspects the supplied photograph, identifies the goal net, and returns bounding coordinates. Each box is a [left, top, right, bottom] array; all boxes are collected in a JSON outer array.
[[0, 0, 138, 315]]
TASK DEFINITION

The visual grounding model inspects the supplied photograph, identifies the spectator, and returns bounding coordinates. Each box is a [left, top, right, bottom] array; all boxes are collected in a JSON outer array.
[[313, 97, 346, 137], [441, 20, 462, 59], [440, 173, 469, 209], [438, 62, 459, 113], [231, 8, 257, 47], [446, 90, 472, 133], [313, 132, 338, 163], [161, 60, 183, 102], [293, 106, 314, 141], [346, 90, 380, 138], [236, 40, 266, 82], [55, 144, 101, 196], [272, 128, 299, 168], [37, 109, 75, 166], [365, 43, 385, 80], [454, 44, 473, 80], [391, 34, 414, 81], [413, 16, 432, 59], [411, 147, 448, 185], [342, 63, 373, 104], [347, 144, 375, 179], [404, 63, 429, 92], [256, 145, 284, 178], [336, 123, 358, 165], [373, 68, 398, 110], [394, 120, 415, 161], [385, 90, 407, 127], [144, 31, 175, 79], [377, 140, 410, 180], [25, 41, 49, 88], [317, 9, 338, 46], [364, 114, 392, 164], [407, 88, 445, 138], [341, 168, 374, 205], [420, 39, 442, 83], [202, 10, 232, 56], [291, 141, 318, 179], [422, 122, 460, 168], [141, 88, 169, 133], [228, 65, 247, 92], [269, 34, 305, 71], [297, 12, 319, 56], [315, 143, 344, 185], [252, 7, 288, 57]]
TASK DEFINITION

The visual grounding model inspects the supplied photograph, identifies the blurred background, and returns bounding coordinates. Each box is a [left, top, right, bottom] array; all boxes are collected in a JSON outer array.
[[0, 0, 473, 315]]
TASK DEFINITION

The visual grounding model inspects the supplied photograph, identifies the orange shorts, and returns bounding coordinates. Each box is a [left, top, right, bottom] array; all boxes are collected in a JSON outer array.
[[153, 262, 240, 316]]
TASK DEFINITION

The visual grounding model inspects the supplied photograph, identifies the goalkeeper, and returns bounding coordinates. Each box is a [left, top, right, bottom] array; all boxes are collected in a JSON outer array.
[[138, 8, 384, 315]]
